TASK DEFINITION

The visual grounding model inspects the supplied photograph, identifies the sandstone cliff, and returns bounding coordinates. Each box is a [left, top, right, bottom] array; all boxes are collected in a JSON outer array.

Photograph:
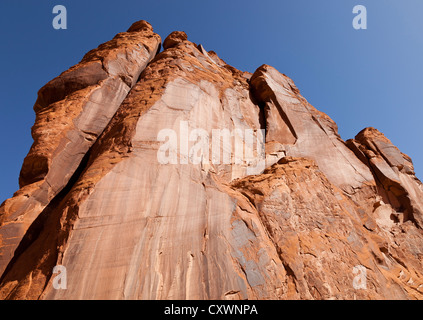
[[0, 21, 422, 300]]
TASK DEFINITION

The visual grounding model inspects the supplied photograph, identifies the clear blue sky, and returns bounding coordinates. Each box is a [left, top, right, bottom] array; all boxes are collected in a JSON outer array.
[[0, 0, 422, 202]]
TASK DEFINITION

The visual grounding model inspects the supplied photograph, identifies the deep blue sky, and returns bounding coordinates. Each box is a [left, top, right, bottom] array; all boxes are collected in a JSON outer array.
[[0, 0, 422, 202]]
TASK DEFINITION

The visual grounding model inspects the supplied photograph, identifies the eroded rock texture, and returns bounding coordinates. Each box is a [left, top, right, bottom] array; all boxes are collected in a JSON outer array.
[[0, 21, 422, 300]]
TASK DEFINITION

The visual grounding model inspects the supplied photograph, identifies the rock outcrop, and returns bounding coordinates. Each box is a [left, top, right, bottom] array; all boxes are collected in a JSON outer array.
[[0, 21, 422, 300], [0, 20, 161, 278]]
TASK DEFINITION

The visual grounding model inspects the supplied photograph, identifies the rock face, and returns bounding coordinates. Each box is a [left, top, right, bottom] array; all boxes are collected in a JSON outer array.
[[0, 20, 161, 278], [1, 21, 423, 300]]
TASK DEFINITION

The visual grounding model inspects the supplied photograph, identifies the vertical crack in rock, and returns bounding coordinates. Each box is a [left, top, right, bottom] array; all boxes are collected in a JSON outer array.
[[250, 66, 298, 144], [257, 102, 267, 133], [0, 149, 91, 291]]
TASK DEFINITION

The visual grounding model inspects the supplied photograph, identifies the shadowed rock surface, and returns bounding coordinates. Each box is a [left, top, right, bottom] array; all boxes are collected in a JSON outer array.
[[0, 21, 422, 300]]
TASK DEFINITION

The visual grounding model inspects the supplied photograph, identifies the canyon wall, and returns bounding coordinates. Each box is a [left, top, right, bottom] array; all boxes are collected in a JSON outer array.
[[0, 21, 422, 300]]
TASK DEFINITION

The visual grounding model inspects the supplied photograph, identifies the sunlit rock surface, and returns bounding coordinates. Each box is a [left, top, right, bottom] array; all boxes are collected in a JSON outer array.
[[1, 21, 422, 300]]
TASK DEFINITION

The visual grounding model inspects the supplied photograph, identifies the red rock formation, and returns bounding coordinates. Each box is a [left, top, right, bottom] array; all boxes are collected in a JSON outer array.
[[0, 21, 422, 300], [0, 20, 161, 278]]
